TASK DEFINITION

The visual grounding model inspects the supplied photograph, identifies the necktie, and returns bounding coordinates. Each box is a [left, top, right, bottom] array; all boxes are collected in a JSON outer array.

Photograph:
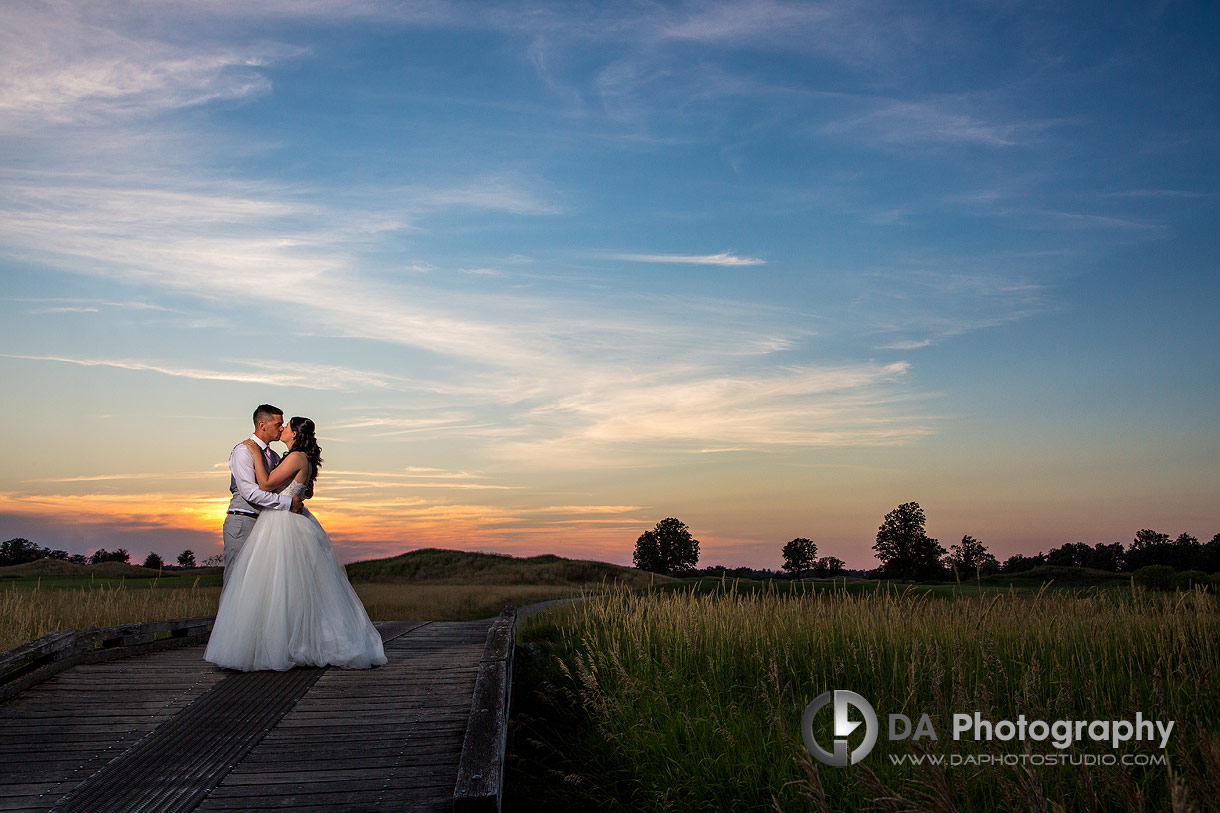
[[263, 446, 276, 471]]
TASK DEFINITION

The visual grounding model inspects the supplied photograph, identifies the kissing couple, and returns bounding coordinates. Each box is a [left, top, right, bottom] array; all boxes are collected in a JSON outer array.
[[204, 404, 387, 672]]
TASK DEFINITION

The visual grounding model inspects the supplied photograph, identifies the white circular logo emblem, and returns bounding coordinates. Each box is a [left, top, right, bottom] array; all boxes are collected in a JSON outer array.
[[801, 690, 879, 767]]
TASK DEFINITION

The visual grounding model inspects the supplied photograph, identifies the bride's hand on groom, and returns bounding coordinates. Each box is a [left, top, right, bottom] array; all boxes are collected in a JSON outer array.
[[242, 439, 259, 453]]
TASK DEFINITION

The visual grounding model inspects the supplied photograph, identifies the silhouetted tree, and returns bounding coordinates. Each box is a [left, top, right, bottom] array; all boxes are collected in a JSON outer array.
[[142, 552, 163, 569], [201, 553, 224, 567], [177, 550, 196, 568], [1001, 552, 1046, 573], [1, 538, 41, 567], [873, 502, 946, 580], [781, 538, 817, 580], [1046, 542, 1092, 568], [1206, 534, 1220, 572], [1088, 542, 1125, 571], [633, 518, 700, 576], [813, 556, 847, 577], [1124, 529, 1208, 572], [89, 548, 130, 565], [945, 535, 1000, 576], [1171, 533, 1204, 570], [1131, 529, 1171, 550]]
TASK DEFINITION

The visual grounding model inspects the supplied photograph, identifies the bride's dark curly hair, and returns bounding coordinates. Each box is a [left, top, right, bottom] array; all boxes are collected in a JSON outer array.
[[288, 416, 323, 498]]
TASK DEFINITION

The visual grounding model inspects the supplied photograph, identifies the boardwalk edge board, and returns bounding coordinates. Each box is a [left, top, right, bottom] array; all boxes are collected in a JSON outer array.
[[452, 606, 518, 813], [0, 617, 215, 703]]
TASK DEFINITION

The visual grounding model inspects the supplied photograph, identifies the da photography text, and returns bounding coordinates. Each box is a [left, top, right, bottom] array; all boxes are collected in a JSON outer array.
[[801, 690, 1174, 768]]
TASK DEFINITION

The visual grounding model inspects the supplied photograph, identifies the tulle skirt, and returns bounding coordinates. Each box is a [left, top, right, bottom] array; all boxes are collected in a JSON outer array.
[[204, 509, 387, 671]]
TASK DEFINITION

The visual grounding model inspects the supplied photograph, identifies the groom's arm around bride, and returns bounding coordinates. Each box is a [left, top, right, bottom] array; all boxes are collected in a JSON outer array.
[[222, 404, 303, 573]]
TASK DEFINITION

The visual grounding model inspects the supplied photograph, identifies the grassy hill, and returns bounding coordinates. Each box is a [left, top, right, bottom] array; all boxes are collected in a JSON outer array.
[[0, 558, 226, 590], [978, 564, 1131, 588], [0, 559, 166, 579], [344, 547, 673, 589]]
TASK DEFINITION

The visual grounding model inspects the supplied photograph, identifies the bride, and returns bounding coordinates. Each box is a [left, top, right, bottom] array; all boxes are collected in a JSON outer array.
[[204, 416, 387, 671]]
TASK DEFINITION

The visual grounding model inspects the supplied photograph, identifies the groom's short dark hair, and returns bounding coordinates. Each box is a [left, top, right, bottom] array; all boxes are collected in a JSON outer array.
[[253, 404, 283, 427]]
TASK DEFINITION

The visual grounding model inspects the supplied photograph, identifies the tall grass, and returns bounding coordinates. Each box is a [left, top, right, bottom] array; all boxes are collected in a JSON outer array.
[[509, 581, 1220, 812], [0, 582, 581, 653], [0, 581, 221, 652]]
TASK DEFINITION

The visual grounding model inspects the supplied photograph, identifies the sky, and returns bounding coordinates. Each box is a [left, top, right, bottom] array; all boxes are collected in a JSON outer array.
[[1, 0, 1217, 570]]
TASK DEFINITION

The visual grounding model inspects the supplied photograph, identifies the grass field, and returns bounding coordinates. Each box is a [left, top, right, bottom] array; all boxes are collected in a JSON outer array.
[[507, 580, 1220, 812], [0, 548, 649, 652]]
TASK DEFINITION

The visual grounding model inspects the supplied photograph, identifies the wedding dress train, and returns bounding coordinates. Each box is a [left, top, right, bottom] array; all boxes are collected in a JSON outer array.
[[204, 479, 387, 671]]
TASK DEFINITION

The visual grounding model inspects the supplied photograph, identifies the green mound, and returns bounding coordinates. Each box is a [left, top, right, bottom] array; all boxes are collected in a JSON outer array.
[[980, 564, 1129, 586], [0, 558, 88, 577], [86, 561, 163, 578], [0, 559, 164, 579], [345, 547, 671, 588]]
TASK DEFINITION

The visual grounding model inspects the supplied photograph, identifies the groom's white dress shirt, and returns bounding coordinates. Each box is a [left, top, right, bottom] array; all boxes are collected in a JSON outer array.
[[229, 434, 291, 511]]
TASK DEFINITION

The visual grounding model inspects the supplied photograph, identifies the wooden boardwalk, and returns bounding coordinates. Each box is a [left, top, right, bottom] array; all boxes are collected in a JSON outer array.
[[0, 620, 492, 812]]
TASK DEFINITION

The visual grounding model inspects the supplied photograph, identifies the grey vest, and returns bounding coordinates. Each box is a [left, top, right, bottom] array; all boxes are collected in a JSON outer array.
[[227, 442, 279, 513]]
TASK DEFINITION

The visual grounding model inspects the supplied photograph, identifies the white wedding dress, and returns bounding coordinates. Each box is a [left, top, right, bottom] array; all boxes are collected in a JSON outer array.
[[205, 473, 387, 671]]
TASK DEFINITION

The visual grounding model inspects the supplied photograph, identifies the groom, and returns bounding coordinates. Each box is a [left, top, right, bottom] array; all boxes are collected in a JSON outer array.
[[223, 403, 303, 573]]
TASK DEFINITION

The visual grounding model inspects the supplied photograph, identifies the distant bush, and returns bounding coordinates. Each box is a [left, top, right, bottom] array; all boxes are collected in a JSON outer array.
[[981, 565, 1127, 587], [1133, 565, 1176, 590], [1176, 570, 1213, 590]]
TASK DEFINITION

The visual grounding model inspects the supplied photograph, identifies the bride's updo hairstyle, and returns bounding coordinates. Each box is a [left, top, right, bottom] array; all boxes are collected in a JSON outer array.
[[289, 417, 323, 498]]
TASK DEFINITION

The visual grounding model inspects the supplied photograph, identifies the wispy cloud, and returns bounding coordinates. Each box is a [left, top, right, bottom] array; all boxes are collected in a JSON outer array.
[[1102, 189, 1210, 199], [821, 100, 1066, 147], [661, 0, 839, 43], [0, 354, 421, 391], [0, 4, 301, 132], [26, 471, 218, 483], [487, 360, 931, 466], [1022, 209, 1167, 232], [610, 252, 766, 266], [415, 175, 562, 216], [878, 339, 932, 350]]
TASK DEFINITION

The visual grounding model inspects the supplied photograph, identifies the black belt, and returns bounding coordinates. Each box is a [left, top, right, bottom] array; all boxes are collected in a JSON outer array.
[[226, 509, 258, 518]]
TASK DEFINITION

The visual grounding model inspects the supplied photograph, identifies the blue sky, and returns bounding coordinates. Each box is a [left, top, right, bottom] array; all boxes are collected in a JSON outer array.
[[1, 0, 1217, 567]]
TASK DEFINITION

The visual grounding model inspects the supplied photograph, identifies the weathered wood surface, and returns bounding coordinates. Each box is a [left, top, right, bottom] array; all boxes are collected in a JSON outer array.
[[0, 620, 490, 812], [452, 607, 518, 813], [0, 618, 215, 705]]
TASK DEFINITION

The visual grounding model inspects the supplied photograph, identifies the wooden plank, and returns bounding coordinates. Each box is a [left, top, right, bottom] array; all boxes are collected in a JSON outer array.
[[2, 618, 500, 813], [252, 724, 466, 743], [0, 617, 216, 704], [453, 607, 517, 813], [198, 785, 452, 811], [244, 748, 464, 764], [199, 619, 487, 811], [217, 762, 460, 785], [49, 667, 324, 813], [205, 772, 456, 797], [0, 630, 79, 681], [235, 749, 463, 771]]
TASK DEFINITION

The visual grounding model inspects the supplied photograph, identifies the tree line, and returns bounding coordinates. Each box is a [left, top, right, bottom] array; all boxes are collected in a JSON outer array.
[[0, 538, 212, 569], [869, 502, 1220, 581], [629, 506, 1220, 581]]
